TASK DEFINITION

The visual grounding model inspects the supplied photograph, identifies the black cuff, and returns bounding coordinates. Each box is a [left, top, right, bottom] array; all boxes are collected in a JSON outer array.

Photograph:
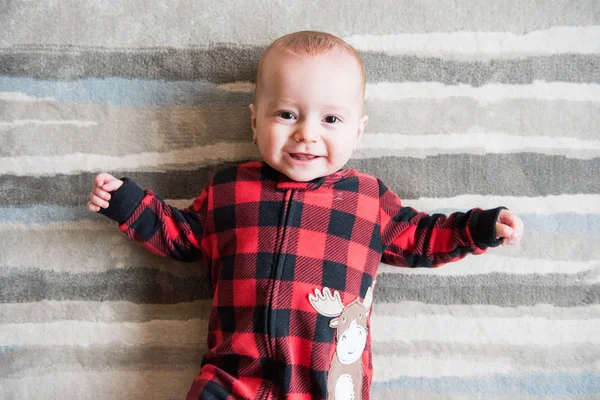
[[98, 178, 146, 224], [470, 207, 507, 249]]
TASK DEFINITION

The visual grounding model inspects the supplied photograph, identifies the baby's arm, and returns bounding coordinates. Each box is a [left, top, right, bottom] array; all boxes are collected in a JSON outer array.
[[377, 179, 523, 268], [88, 173, 207, 262]]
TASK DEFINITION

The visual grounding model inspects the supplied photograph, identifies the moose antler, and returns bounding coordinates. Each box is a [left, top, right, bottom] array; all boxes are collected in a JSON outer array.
[[309, 287, 345, 317], [363, 281, 376, 314]]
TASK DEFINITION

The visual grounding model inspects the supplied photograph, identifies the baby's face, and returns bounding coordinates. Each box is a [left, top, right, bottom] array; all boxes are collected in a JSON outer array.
[[250, 49, 368, 182]]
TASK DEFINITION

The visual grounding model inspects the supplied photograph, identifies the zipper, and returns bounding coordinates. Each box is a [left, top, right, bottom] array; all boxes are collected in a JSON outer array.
[[266, 189, 294, 352]]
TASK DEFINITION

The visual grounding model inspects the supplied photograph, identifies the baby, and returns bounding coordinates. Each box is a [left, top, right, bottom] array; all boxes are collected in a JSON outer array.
[[88, 31, 524, 400]]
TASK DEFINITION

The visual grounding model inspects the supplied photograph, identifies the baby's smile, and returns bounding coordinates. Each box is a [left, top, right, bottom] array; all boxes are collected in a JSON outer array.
[[287, 152, 321, 161]]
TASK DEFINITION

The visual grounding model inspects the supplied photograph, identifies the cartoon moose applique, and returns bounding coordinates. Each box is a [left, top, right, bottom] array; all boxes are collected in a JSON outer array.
[[309, 283, 375, 400]]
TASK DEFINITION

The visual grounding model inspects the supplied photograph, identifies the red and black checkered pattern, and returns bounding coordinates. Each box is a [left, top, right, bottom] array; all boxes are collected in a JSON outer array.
[[100, 161, 503, 400]]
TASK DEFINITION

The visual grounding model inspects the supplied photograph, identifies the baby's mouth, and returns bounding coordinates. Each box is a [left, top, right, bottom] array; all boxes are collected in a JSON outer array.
[[289, 153, 319, 161]]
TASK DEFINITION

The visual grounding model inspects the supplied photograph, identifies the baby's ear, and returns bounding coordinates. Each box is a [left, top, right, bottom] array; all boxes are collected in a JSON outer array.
[[355, 114, 369, 148], [249, 104, 258, 139]]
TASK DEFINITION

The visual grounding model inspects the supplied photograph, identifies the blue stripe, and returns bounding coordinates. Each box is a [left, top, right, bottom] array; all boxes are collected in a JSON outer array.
[[1, 205, 598, 234], [0, 205, 105, 224], [371, 373, 600, 396], [432, 209, 600, 234], [0, 77, 252, 106], [0, 346, 18, 354]]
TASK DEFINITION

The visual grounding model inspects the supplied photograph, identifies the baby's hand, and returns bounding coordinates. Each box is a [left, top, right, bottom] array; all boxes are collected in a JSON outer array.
[[495, 209, 524, 246], [87, 173, 124, 212]]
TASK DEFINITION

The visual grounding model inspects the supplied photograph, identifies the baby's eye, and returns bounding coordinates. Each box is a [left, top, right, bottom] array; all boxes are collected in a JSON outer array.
[[279, 112, 295, 120], [323, 116, 339, 124]]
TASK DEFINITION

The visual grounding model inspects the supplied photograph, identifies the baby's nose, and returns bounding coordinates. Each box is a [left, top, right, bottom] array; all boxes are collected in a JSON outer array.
[[294, 122, 320, 143]]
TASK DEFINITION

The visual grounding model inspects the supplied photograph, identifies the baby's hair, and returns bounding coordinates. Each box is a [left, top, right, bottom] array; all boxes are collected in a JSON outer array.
[[254, 31, 366, 102]]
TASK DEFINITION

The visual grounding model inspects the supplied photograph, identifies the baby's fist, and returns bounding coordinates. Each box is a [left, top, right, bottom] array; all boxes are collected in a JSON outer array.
[[495, 209, 524, 246], [87, 173, 124, 212]]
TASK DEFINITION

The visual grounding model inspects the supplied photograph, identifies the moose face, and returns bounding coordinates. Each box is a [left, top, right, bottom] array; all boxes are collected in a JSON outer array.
[[331, 301, 368, 364]]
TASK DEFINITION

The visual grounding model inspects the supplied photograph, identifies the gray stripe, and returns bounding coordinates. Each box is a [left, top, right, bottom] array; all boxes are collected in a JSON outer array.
[[362, 53, 600, 85], [2, 298, 595, 325], [0, 344, 205, 379], [1, 265, 597, 306], [0, 226, 208, 276], [1, 154, 598, 206], [0, 266, 212, 303], [371, 342, 600, 370], [0, 46, 261, 83], [2, 48, 599, 84], [0, 164, 235, 206], [0, 300, 213, 324], [2, 0, 598, 44], [374, 273, 599, 307], [349, 154, 600, 199], [0, 369, 200, 399], [2, 99, 598, 158]]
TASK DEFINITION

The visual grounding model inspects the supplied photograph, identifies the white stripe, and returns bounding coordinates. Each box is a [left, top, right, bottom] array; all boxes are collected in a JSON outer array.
[[0, 320, 207, 346], [400, 194, 600, 215], [0, 91, 56, 102], [374, 303, 600, 319], [217, 82, 256, 92], [217, 81, 600, 103], [0, 119, 97, 128], [366, 81, 600, 103], [168, 195, 600, 215], [216, 82, 254, 92], [371, 355, 599, 381], [370, 315, 600, 346], [3, 317, 597, 348], [3, 301, 597, 324], [344, 26, 600, 57], [377, 256, 599, 276], [356, 133, 600, 159], [0, 143, 260, 176]]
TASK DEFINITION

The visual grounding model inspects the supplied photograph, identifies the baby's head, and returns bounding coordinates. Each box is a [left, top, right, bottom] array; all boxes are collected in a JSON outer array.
[[249, 31, 368, 182]]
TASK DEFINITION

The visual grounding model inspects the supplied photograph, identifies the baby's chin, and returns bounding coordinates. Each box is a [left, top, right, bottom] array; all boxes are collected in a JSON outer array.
[[280, 169, 323, 182], [270, 164, 327, 182]]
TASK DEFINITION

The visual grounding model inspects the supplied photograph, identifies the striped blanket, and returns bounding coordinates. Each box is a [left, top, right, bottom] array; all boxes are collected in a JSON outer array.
[[1, 1, 599, 399]]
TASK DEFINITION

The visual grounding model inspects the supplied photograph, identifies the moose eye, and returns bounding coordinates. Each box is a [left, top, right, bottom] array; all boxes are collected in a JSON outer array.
[[359, 313, 362, 319], [342, 317, 346, 323]]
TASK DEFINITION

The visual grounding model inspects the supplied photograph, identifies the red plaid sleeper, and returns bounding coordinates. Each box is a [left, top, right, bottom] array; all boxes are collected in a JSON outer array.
[[99, 161, 503, 400]]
